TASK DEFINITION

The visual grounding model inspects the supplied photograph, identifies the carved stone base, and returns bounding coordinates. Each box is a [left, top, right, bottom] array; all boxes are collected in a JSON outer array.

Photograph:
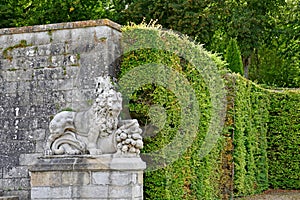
[[29, 155, 146, 200]]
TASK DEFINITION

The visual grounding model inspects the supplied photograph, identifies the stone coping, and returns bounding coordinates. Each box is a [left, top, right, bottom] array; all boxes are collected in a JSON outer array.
[[0, 197, 19, 200], [29, 154, 146, 172], [0, 19, 121, 35]]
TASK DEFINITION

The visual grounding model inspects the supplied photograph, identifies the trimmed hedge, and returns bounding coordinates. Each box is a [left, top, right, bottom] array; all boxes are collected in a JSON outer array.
[[267, 90, 300, 189], [119, 23, 227, 199], [228, 75, 269, 197], [118, 24, 300, 199]]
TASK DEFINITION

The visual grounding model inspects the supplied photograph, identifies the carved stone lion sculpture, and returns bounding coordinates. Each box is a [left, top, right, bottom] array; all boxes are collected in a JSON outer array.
[[45, 76, 143, 156]]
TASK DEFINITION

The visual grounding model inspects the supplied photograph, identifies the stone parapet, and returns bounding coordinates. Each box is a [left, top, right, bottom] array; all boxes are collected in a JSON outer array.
[[29, 155, 146, 200], [0, 19, 121, 35]]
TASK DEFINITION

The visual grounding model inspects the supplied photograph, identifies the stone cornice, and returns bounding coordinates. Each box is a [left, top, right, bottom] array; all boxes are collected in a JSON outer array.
[[0, 19, 121, 35]]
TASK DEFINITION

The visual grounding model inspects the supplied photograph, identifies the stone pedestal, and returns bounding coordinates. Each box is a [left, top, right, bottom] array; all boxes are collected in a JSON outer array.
[[29, 155, 146, 200]]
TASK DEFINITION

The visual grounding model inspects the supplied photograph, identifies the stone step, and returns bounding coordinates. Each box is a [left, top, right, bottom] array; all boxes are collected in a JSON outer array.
[[0, 197, 19, 200]]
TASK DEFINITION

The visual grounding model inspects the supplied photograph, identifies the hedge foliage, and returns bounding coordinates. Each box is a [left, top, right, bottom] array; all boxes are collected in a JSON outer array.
[[228, 75, 269, 197], [119, 23, 228, 200], [119, 24, 300, 199], [267, 90, 300, 189]]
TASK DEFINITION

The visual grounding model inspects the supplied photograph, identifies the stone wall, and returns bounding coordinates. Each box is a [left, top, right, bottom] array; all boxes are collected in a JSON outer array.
[[0, 19, 122, 199]]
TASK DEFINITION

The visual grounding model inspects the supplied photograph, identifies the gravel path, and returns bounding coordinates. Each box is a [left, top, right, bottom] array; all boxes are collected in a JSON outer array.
[[237, 190, 300, 200]]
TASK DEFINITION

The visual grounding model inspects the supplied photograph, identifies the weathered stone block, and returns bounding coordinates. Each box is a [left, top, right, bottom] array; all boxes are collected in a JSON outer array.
[[70, 27, 100, 44], [132, 185, 143, 198], [31, 95, 44, 106], [0, 35, 13, 49], [50, 43, 65, 56], [11, 33, 34, 47], [30, 171, 62, 186], [2, 81, 17, 94], [93, 26, 111, 40], [32, 32, 51, 45], [36, 44, 52, 56], [31, 186, 72, 199], [66, 42, 96, 54], [14, 118, 31, 130], [0, 196, 19, 200], [57, 79, 74, 91], [19, 178, 31, 189], [44, 68, 65, 80], [4, 189, 30, 200], [16, 81, 31, 93], [110, 171, 136, 186], [35, 141, 45, 153], [35, 56, 50, 68], [1, 178, 30, 190], [65, 66, 79, 79], [31, 129, 46, 141], [19, 153, 42, 166], [108, 185, 132, 198], [51, 29, 72, 44], [4, 141, 35, 157], [24, 46, 38, 57], [0, 59, 13, 71], [32, 69, 46, 80], [72, 185, 109, 199], [61, 171, 90, 185], [137, 171, 143, 185], [50, 55, 65, 67], [3, 167, 28, 178], [91, 171, 110, 185]]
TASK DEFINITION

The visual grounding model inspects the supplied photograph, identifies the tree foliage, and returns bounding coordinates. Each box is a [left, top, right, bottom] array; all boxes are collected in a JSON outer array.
[[1, 0, 299, 88], [0, 1, 15, 28], [248, 0, 300, 87], [224, 38, 244, 75], [120, 0, 226, 47], [0, 0, 116, 28], [120, 0, 298, 84]]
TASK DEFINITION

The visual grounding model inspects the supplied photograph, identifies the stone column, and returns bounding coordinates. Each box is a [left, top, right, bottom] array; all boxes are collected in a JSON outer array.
[[29, 155, 146, 200]]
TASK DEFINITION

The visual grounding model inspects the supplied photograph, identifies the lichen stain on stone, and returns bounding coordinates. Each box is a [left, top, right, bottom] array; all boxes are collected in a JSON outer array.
[[3, 40, 32, 61], [93, 31, 107, 43]]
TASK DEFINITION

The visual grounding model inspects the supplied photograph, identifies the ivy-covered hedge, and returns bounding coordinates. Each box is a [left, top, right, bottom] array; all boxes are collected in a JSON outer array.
[[118, 24, 300, 199], [267, 90, 300, 189]]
